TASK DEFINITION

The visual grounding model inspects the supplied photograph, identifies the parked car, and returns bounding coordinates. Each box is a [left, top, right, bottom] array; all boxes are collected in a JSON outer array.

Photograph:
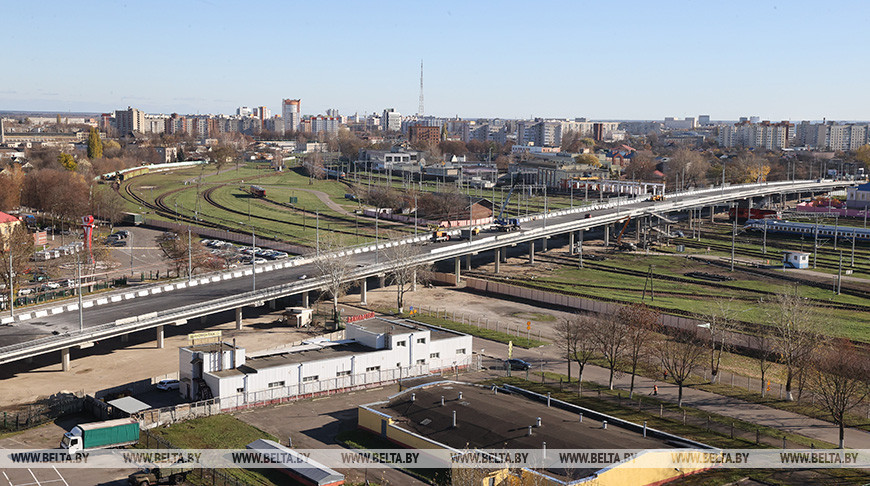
[[155, 379, 180, 391], [109, 239, 128, 247], [505, 359, 531, 371], [42, 282, 61, 290]]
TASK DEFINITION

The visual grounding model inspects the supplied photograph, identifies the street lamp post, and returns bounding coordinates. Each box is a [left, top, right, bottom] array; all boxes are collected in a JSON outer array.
[[7, 251, 13, 318], [316, 211, 320, 256], [77, 257, 83, 332], [239, 222, 256, 291]]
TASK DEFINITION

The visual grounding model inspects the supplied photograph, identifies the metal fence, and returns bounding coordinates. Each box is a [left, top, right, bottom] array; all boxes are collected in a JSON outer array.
[[140, 428, 248, 486], [0, 395, 84, 433]]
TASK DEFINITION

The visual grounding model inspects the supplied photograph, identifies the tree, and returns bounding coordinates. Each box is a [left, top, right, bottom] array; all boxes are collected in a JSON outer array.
[[620, 303, 661, 398], [855, 145, 870, 165], [752, 326, 777, 398], [668, 148, 708, 189], [575, 153, 601, 167], [383, 243, 428, 314], [90, 186, 126, 229], [591, 312, 628, 389], [58, 152, 77, 172], [312, 234, 353, 325], [155, 231, 212, 278], [766, 287, 823, 401], [700, 299, 737, 381], [624, 150, 659, 181], [555, 314, 597, 388], [210, 145, 236, 171], [87, 127, 103, 160], [809, 339, 870, 448], [656, 329, 706, 406], [1, 224, 35, 302]]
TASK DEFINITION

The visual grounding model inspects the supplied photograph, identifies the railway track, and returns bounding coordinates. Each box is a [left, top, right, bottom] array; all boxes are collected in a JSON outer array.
[[531, 252, 870, 313]]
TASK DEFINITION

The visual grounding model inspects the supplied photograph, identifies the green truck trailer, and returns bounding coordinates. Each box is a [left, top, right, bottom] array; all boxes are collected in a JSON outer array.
[[60, 417, 140, 454]]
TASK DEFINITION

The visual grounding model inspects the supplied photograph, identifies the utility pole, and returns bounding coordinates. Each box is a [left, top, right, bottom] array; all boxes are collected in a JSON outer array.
[[730, 203, 736, 272], [837, 251, 843, 295], [251, 226, 256, 291], [187, 228, 192, 282], [316, 211, 320, 256]]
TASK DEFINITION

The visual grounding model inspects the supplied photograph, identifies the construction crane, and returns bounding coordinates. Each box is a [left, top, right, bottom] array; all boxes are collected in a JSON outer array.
[[494, 174, 521, 232]]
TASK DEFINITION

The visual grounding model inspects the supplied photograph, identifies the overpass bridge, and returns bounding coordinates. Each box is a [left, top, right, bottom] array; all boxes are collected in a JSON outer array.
[[0, 179, 852, 369]]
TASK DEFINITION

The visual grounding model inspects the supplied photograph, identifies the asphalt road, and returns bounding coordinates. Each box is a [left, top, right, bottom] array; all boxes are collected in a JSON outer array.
[[0, 181, 844, 353]]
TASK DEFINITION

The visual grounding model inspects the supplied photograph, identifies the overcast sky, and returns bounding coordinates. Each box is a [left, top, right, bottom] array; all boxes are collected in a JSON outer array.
[[1, 0, 867, 121]]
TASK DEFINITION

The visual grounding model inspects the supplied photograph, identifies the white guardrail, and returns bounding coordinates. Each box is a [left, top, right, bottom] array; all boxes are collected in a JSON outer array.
[[0, 179, 851, 363]]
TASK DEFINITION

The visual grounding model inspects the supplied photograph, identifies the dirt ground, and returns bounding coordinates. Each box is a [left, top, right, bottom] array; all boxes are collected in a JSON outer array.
[[0, 306, 328, 408]]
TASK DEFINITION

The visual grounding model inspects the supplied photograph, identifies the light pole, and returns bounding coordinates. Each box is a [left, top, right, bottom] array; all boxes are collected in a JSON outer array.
[[7, 251, 13, 318], [316, 211, 320, 256], [239, 222, 256, 291], [187, 228, 192, 282], [77, 257, 83, 332]]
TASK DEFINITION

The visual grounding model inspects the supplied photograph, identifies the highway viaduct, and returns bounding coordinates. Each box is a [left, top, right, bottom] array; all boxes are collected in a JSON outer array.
[[0, 179, 852, 371]]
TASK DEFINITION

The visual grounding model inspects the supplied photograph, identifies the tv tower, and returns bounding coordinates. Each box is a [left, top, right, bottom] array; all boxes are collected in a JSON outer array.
[[418, 60, 424, 116]]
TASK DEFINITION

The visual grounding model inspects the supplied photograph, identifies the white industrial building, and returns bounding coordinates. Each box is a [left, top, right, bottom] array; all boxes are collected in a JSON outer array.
[[178, 318, 474, 409]]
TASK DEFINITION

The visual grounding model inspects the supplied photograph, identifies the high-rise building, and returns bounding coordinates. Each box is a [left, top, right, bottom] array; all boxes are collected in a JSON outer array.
[[698, 115, 711, 126], [381, 109, 402, 132], [0, 118, 5, 144], [717, 121, 793, 150], [282, 99, 301, 133], [310, 116, 339, 135], [115, 107, 145, 135], [237, 106, 252, 117]]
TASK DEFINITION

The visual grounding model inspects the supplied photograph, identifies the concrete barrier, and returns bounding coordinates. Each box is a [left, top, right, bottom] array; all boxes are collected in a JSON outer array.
[[110, 295, 122, 302], [34, 310, 48, 318], [96, 298, 109, 305]]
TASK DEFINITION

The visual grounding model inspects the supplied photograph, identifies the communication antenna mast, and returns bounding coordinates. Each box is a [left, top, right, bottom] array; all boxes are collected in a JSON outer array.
[[418, 60, 424, 116]]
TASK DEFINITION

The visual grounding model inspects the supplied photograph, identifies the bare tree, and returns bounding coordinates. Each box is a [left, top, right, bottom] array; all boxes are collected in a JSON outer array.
[[383, 243, 429, 314], [591, 312, 628, 390], [766, 287, 823, 401], [555, 317, 580, 383], [155, 231, 211, 278], [1, 225, 35, 301], [700, 299, 737, 382], [312, 234, 353, 324], [752, 326, 777, 398], [656, 329, 706, 407], [809, 339, 870, 448], [571, 315, 598, 388], [620, 303, 661, 398]]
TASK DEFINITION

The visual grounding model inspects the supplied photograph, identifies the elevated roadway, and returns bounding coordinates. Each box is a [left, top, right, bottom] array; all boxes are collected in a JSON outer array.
[[0, 179, 851, 368]]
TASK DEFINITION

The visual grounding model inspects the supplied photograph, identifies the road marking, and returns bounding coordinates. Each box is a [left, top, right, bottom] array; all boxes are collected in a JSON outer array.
[[27, 468, 41, 486], [2, 470, 13, 486], [49, 468, 68, 486]]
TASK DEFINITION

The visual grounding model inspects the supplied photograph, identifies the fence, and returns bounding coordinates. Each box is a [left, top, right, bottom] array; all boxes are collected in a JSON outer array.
[[218, 357, 477, 412], [139, 428, 248, 486], [0, 395, 85, 433], [136, 399, 222, 430]]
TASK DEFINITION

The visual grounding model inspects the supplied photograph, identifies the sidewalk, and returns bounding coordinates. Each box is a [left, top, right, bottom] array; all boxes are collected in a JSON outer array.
[[480, 338, 870, 449]]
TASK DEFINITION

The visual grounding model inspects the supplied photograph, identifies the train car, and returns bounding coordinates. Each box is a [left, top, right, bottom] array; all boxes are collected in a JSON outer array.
[[744, 219, 870, 241], [324, 168, 346, 179], [729, 207, 778, 222], [250, 185, 266, 197]]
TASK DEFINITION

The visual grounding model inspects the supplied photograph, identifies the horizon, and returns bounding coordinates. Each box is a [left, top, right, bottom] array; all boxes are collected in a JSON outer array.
[[1, 1, 868, 121]]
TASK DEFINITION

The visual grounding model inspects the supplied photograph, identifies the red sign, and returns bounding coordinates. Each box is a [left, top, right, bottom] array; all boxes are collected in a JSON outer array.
[[33, 231, 47, 246], [346, 312, 376, 323]]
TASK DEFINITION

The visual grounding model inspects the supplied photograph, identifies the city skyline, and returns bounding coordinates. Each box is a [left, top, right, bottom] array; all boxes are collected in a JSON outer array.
[[1, 1, 868, 120]]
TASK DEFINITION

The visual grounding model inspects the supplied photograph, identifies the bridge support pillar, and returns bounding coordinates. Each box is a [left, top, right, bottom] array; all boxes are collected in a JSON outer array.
[[61, 348, 70, 372], [710, 205, 715, 222], [121, 334, 129, 343], [568, 232, 575, 255], [302, 291, 309, 308], [235, 307, 243, 330], [500, 247, 508, 263], [200, 316, 207, 325], [529, 241, 535, 264], [541, 237, 547, 252], [156, 325, 164, 349], [360, 278, 368, 306], [466, 254, 472, 271], [269, 299, 276, 310], [412, 269, 417, 292], [578, 230, 584, 267], [604, 225, 610, 246], [636, 218, 642, 243], [454, 257, 462, 284], [494, 248, 501, 274], [379, 274, 386, 288]]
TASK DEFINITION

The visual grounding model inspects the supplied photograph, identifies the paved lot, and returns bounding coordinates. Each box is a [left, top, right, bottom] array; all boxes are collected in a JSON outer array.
[[0, 415, 133, 486]]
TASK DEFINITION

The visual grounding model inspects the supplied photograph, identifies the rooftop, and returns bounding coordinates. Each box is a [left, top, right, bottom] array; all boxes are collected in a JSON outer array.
[[373, 382, 676, 480]]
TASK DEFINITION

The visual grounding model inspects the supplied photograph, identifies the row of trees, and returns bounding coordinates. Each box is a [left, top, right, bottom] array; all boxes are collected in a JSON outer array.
[[556, 292, 869, 448]]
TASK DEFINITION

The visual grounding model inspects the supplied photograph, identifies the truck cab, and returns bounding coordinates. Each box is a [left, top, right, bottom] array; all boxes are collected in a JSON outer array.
[[60, 432, 83, 454]]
